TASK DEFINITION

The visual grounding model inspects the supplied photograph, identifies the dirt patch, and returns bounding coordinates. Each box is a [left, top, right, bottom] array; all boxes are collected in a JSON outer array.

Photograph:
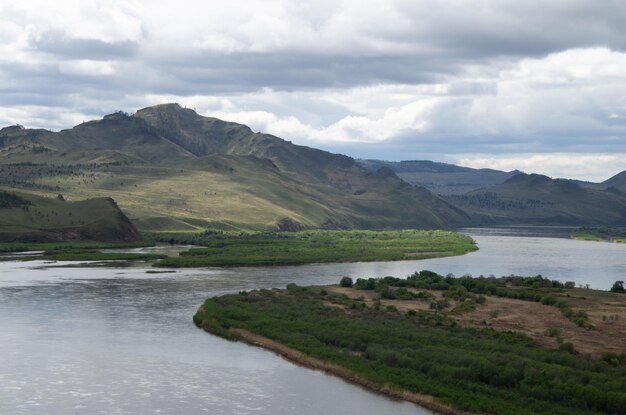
[[459, 290, 626, 357], [322, 300, 347, 310], [326, 286, 626, 358]]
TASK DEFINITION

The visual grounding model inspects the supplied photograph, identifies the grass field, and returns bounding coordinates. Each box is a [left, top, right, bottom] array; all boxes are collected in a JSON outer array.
[[195, 274, 626, 415], [155, 229, 477, 267]]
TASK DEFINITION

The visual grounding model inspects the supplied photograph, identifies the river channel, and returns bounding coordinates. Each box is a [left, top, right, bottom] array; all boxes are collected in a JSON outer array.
[[1, 228, 624, 414]]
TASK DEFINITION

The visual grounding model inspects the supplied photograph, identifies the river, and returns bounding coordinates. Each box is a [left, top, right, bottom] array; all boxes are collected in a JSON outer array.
[[1, 229, 624, 414]]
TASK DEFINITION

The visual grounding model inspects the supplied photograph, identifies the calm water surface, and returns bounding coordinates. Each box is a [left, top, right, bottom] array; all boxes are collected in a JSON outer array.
[[1, 229, 625, 414]]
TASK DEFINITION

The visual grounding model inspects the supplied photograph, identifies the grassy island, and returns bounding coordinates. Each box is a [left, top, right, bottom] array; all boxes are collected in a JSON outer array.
[[195, 273, 626, 415], [155, 229, 477, 267], [0, 241, 161, 262], [572, 227, 626, 243]]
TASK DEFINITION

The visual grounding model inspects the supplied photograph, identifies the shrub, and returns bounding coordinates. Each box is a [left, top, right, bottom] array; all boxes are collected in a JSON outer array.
[[610, 280, 625, 293], [339, 276, 353, 287], [559, 342, 576, 354], [545, 327, 561, 337]]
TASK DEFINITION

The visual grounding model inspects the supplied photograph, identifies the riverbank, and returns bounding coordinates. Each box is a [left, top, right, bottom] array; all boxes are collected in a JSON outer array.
[[155, 229, 477, 267], [223, 327, 471, 415], [195, 275, 626, 415]]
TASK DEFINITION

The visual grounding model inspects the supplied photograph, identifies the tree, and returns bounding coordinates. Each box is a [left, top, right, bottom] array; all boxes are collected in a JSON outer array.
[[610, 280, 625, 293]]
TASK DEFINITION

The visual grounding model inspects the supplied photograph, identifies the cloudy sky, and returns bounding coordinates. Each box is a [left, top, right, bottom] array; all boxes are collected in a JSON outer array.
[[1, 0, 626, 181]]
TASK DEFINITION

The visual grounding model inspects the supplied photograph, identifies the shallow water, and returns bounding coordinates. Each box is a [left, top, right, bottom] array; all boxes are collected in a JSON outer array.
[[1, 229, 625, 414]]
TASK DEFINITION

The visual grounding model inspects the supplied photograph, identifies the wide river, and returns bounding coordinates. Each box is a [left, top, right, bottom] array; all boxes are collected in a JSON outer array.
[[1, 228, 625, 414]]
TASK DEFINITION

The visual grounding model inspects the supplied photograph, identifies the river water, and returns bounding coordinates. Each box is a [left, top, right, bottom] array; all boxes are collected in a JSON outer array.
[[1, 229, 624, 414]]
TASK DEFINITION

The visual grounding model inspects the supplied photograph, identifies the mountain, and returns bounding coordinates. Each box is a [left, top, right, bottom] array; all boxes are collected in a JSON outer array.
[[0, 190, 141, 242], [0, 104, 470, 231], [448, 173, 626, 225], [358, 159, 520, 195]]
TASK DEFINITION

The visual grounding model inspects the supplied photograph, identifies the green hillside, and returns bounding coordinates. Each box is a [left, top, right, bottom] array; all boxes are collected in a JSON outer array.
[[449, 173, 626, 225], [0, 190, 141, 242], [0, 104, 470, 231]]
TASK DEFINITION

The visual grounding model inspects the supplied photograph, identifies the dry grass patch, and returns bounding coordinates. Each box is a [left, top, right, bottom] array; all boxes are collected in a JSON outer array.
[[326, 285, 626, 358]]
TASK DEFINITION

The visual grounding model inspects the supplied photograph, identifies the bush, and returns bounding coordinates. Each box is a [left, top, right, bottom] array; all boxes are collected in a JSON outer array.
[[610, 280, 625, 293], [339, 276, 353, 287], [559, 342, 576, 354], [355, 278, 377, 290]]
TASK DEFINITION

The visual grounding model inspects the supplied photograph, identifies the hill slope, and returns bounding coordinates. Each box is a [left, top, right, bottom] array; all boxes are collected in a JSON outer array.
[[0, 190, 141, 242], [0, 104, 470, 231], [600, 170, 626, 193], [448, 173, 626, 225], [358, 159, 520, 195]]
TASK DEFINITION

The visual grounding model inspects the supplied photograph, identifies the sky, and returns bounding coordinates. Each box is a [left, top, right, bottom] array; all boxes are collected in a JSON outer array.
[[1, 0, 626, 181]]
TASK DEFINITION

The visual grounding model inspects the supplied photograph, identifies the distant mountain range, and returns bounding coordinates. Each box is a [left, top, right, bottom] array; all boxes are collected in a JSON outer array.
[[359, 159, 626, 226], [1, 103, 625, 235], [448, 173, 626, 226], [357, 159, 522, 195]]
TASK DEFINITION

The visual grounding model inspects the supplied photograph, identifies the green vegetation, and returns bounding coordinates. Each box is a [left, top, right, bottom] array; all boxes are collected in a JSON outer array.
[[154, 229, 477, 267], [572, 227, 626, 243], [195, 282, 626, 415]]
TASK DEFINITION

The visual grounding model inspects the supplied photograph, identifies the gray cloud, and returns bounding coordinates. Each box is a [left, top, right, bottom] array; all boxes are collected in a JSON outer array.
[[31, 30, 139, 60], [1, 0, 625, 179]]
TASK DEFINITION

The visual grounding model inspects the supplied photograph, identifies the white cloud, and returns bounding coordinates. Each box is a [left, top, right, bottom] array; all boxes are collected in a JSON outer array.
[[0, 105, 94, 131], [58, 60, 117, 76]]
